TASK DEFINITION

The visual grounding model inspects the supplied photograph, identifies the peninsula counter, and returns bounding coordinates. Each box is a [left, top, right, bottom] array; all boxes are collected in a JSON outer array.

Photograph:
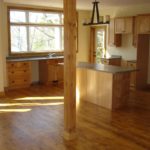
[[76, 62, 137, 110]]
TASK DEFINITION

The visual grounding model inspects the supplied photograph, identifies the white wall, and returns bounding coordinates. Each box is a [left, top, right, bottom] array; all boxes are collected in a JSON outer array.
[[77, 10, 90, 63], [0, 0, 4, 92]]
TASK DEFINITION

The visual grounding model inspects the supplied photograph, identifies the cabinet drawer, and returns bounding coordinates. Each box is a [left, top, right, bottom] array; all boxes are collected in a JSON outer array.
[[9, 77, 30, 86], [127, 62, 136, 68], [8, 69, 30, 77], [46, 59, 57, 65], [101, 59, 109, 65], [7, 62, 30, 70], [57, 58, 64, 63]]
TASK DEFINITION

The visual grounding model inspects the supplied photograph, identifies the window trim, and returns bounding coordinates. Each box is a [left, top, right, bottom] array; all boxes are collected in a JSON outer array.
[[7, 6, 64, 56]]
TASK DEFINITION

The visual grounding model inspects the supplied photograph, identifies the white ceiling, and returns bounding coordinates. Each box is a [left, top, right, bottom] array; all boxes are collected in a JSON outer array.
[[3, 0, 150, 10]]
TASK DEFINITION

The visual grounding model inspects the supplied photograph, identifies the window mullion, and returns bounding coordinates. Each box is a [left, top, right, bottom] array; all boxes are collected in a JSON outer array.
[[26, 11, 30, 52]]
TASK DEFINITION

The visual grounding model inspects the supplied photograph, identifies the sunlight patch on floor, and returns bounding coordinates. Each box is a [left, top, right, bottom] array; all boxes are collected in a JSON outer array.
[[0, 102, 64, 107], [0, 108, 31, 113], [14, 96, 64, 101]]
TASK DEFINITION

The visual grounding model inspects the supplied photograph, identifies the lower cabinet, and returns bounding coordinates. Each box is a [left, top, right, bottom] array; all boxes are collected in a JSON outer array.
[[101, 58, 121, 66], [121, 60, 137, 88], [39, 58, 64, 84], [7, 61, 31, 89], [127, 61, 137, 88]]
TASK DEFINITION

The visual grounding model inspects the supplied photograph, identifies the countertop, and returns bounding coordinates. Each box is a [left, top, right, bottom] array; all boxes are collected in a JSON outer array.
[[6, 56, 64, 62], [77, 62, 137, 74], [126, 60, 137, 63]]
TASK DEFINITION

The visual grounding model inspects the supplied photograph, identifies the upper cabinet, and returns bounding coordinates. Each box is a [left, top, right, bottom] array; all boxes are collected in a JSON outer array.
[[133, 17, 138, 47], [108, 19, 121, 47], [137, 15, 150, 34], [115, 17, 133, 34]]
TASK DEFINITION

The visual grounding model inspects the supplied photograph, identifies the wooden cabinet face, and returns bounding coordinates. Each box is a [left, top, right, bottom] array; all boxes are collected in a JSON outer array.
[[109, 19, 115, 46], [7, 61, 31, 89], [125, 17, 133, 33], [133, 17, 138, 47], [115, 17, 133, 34], [137, 15, 150, 34], [127, 62, 137, 87], [115, 18, 125, 33], [39, 59, 64, 84], [108, 19, 122, 47]]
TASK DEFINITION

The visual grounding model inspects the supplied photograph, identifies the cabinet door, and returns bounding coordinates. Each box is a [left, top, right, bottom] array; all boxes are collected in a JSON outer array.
[[56, 65, 64, 82], [109, 59, 121, 66], [127, 62, 136, 87], [137, 15, 150, 34], [125, 17, 133, 33], [109, 19, 121, 47], [109, 19, 115, 46], [115, 17, 133, 34], [115, 18, 125, 33], [48, 65, 57, 82], [133, 17, 138, 47]]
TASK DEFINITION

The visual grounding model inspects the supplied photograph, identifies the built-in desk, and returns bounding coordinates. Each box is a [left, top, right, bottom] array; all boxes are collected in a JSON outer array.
[[77, 62, 137, 110], [6, 56, 64, 89]]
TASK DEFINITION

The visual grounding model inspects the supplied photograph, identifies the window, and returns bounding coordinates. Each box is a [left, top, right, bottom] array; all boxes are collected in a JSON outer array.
[[95, 27, 106, 63], [9, 8, 64, 54]]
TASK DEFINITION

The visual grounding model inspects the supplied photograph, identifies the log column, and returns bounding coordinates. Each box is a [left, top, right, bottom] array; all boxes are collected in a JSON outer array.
[[63, 0, 77, 140]]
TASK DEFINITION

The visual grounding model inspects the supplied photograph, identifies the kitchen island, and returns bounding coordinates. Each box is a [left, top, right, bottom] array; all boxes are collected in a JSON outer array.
[[76, 62, 137, 110]]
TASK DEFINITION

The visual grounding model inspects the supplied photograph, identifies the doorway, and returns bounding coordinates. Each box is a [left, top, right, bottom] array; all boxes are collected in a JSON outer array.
[[89, 26, 107, 63]]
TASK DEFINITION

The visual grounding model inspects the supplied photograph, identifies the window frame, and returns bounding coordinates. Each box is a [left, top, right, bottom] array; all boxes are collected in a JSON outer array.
[[7, 6, 64, 56]]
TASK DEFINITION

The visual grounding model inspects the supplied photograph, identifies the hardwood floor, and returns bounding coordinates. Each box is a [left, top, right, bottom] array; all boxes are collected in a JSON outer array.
[[0, 85, 149, 150]]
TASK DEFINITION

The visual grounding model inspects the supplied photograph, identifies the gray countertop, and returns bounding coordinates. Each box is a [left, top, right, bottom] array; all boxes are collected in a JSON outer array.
[[6, 56, 64, 62], [77, 62, 137, 74], [126, 60, 137, 63], [100, 55, 122, 60]]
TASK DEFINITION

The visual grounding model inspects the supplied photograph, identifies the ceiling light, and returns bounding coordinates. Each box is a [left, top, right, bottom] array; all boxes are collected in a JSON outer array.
[[83, 0, 110, 26]]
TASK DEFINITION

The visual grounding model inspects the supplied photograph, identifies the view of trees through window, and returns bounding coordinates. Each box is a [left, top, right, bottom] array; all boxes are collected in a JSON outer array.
[[95, 27, 106, 63], [9, 9, 64, 53]]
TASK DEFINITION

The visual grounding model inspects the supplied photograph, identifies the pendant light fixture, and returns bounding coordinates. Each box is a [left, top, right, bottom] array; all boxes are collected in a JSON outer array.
[[83, 0, 110, 26]]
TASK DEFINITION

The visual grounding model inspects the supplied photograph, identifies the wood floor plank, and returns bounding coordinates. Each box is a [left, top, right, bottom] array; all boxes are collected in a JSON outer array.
[[0, 85, 149, 150]]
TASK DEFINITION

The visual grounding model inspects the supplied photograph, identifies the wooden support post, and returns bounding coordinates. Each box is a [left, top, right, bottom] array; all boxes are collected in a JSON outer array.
[[63, 0, 77, 140]]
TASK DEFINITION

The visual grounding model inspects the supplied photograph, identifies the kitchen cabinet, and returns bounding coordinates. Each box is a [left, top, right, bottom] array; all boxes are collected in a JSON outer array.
[[121, 60, 137, 88], [137, 15, 150, 34], [7, 61, 31, 89], [115, 17, 133, 34], [101, 57, 121, 66], [133, 17, 138, 47], [108, 18, 122, 47], [39, 58, 64, 85], [127, 61, 137, 88]]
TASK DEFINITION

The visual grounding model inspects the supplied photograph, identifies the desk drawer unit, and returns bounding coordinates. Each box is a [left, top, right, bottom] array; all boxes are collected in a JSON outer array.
[[7, 61, 31, 89]]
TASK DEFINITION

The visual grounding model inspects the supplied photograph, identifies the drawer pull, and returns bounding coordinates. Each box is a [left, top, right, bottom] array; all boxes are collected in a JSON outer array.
[[11, 71, 14, 74], [12, 81, 15, 83], [24, 79, 27, 82], [24, 70, 27, 72]]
